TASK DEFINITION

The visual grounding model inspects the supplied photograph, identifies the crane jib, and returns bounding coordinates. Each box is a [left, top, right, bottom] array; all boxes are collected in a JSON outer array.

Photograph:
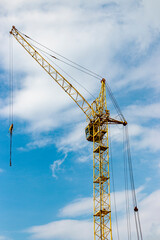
[[10, 26, 95, 121]]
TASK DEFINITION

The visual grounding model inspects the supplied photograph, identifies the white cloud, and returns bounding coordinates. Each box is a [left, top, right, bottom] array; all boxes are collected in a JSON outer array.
[[50, 154, 67, 178], [115, 102, 160, 153], [26, 187, 160, 239], [18, 137, 54, 151], [125, 102, 160, 121], [76, 155, 91, 163], [56, 122, 89, 153], [54, 121, 93, 165], [116, 49, 160, 91], [125, 124, 160, 152], [110, 122, 160, 152], [136, 126, 160, 152], [59, 186, 144, 218], [139, 189, 160, 239], [115, 189, 160, 240], [59, 197, 92, 218], [26, 219, 93, 240], [0, 0, 160, 139]]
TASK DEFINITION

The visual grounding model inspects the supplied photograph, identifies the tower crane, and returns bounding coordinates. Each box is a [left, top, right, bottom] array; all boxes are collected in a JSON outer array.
[[10, 26, 128, 240]]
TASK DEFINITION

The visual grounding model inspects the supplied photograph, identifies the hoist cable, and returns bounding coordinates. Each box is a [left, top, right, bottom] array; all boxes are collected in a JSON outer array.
[[124, 126, 143, 240], [30, 41, 101, 80], [34, 41, 126, 123], [109, 125, 120, 240], [18, 30, 102, 79], [125, 126, 143, 240], [105, 81, 125, 122], [9, 35, 11, 125], [30, 41, 101, 81], [9, 35, 14, 167], [18, 29, 127, 123], [123, 127, 132, 240], [19, 35, 96, 99], [137, 211, 143, 240], [124, 126, 138, 240], [37, 48, 96, 99], [10, 131, 12, 166]]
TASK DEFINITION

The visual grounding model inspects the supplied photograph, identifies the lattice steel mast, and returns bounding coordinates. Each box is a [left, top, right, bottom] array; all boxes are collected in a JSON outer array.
[[10, 26, 127, 240]]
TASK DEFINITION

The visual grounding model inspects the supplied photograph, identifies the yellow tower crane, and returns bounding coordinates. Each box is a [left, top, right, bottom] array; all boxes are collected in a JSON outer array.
[[10, 26, 127, 240]]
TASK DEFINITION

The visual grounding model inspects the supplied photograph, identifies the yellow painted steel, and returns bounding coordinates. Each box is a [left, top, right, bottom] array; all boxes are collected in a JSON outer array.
[[92, 80, 112, 240], [10, 26, 127, 240]]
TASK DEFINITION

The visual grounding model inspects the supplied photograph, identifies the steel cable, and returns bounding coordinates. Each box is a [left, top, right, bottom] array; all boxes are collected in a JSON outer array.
[[124, 126, 143, 240], [9, 35, 14, 167], [18, 30, 102, 79], [109, 125, 120, 240], [18, 29, 127, 123], [123, 127, 132, 240]]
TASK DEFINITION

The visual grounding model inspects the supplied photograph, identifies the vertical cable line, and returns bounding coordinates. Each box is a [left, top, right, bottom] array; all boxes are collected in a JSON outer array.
[[9, 35, 14, 167], [124, 126, 143, 240], [9, 35, 13, 124], [109, 125, 120, 240], [123, 127, 132, 240], [11, 37, 13, 124], [124, 126, 138, 240]]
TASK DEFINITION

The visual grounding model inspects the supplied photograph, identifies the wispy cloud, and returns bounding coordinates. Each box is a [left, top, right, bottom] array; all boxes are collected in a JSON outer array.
[[110, 122, 160, 153], [59, 197, 92, 218], [125, 102, 160, 122], [26, 219, 93, 240], [114, 189, 160, 239], [50, 154, 67, 178], [18, 137, 54, 151], [58, 186, 144, 218], [55, 122, 89, 153]]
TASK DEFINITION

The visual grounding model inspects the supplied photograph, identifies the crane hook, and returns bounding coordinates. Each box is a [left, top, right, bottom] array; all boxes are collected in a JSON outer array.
[[9, 123, 13, 167]]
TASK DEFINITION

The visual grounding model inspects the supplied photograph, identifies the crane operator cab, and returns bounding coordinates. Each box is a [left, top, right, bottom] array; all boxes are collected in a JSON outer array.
[[85, 121, 106, 142], [85, 124, 93, 142]]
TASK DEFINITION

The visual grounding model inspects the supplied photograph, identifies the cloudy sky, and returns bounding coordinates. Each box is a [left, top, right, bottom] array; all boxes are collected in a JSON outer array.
[[0, 0, 160, 240]]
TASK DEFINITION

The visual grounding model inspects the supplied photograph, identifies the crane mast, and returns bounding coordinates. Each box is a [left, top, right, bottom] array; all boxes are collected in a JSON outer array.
[[10, 26, 127, 240], [86, 79, 113, 239]]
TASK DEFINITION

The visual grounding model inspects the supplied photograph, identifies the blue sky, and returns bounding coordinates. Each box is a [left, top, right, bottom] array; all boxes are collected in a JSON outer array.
[[0, 0, 160, 240]]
